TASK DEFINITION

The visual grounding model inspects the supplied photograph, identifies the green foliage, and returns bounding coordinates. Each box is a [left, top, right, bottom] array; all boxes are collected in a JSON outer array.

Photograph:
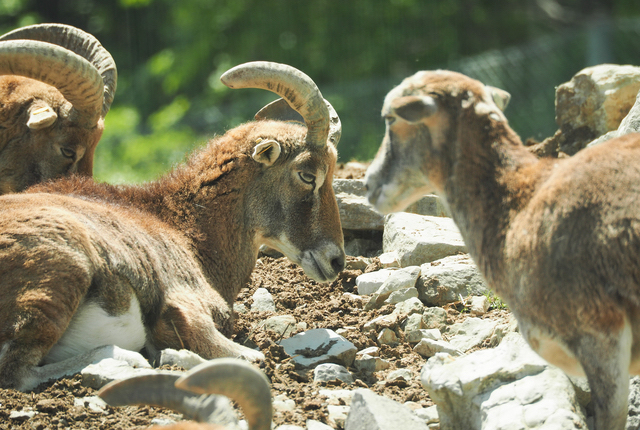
[[95, 104, 201, 183], [485, 292, 509, 311], [0, 1, 638, 182]]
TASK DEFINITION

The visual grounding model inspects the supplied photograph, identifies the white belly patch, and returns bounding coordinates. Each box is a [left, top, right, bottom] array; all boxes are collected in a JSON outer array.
[[43, 295, 147, 364]]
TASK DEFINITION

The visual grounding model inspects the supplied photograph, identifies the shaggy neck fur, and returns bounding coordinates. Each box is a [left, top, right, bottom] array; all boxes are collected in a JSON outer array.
[[443, 106, 554, 290], [30, 123, 264, 306]]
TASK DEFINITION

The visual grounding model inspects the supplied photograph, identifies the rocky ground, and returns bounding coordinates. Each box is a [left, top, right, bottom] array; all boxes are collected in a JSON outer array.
[[0, 161, 512, 429]]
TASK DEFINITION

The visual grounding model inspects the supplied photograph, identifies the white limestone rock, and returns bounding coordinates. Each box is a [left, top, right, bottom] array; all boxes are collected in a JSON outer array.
[[383, 213, 467, 267], [264, 314, 297, 338], [81, 358, 179, 389], [417, 254, 490, 306], [251, 287, 276, 312], [447, 317, 498, 352], [344, 389, 430, 430], [356, 269, 395, 296], [405, 329, 442, 344], [313, 363, 354, 384], [394, 297, 425, 316], [422, 307, 448, 330], [413, 338, 463, 358], [421, 332, 587, 430], [159, 348, 207, 370], [354, 355, 391, 372], [279, 329, 357, 368]]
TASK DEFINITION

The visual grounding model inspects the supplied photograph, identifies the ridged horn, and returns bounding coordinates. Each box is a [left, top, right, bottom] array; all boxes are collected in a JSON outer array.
[[98, 373, 239, 427], [221, 61, 336, 147], [176, 358, 273, 430], [0, 24, 118, 126], [255, 97, 341, 146]]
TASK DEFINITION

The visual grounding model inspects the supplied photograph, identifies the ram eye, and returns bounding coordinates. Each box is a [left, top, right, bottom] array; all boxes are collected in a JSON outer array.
[[384, 115, 396, 125], [60, 148, 76, 159], [298, 172, 316, 185]]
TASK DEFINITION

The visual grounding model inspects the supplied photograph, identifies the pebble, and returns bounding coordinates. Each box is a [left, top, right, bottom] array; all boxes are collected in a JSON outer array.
[[252, 287, 276, 312]]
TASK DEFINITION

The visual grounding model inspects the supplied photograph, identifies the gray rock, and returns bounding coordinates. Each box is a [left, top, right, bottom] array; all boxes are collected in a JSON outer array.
[[319, 388, 356, 406], [159, 348, 207, 370], [307, 419, 335, 430], [365, 267, 422, 309], [377, 328, 398, 346], [405, 329, 442, 344], [378, 251, 401, 268], [628, 376, 640, 430], [468, 295, 490, 316], [354, 355, 391, 372], [81, 358, 180, 389], [414, 405, 439, 425], [448, 317, 498, 352], [356, 269, 394, 296], [74, 396, 108, 414], [383, 213, 466, 267], [264, 314, 297, 338], [387, 368, 413, 382], [422, 307, 448, 330], [334, 179, 385, 231], [9, 409, 37, 420], [421, 332, 587, 430], [151, 417, 180, 427], [552, 64, 640, 155], [233, 303, 249, 314], [313, 363, 354, 384], [385, 287, 419, 305], [589, 87, 640, 148], [417, 254, 490, 306], [344, 389, 430, 430], [356, 346, 380, 358], [273, 394, 297, 413], [328, 404, 351, 428], [345, 257, 371, 271], [362, 313, 399, 333], [401, 313, 427, 333], [404, 194, 450, 218], [334, 180, 449, 232], [251, 287, 276, 312], [376, 266, 421, 298], [394, 297, 425, 316], [413, 338, 463, 358], [279, 329, 357, 368]]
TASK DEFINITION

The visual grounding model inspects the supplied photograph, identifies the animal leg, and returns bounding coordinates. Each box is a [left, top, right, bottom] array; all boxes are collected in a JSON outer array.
[[0, 248, 92, 390], [575, 323, 632, 430], [0, 293, 80, 389], [18, 345, 150, 391], [151, 305, 265, 363]]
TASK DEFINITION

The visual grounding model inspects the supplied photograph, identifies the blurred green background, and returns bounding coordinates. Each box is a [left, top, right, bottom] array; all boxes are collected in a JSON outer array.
[[1, 0, 639, 183]]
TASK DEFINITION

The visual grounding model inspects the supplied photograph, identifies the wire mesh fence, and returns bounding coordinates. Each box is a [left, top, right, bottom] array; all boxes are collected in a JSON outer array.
[[328, 17, 640, 162]]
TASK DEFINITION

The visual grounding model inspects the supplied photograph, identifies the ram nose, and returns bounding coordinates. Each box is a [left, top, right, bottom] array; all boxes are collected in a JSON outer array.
[[303, 243, 345, 283]]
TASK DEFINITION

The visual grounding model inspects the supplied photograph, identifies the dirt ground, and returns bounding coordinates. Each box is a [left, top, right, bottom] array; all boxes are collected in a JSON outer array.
[[0, 161, 512, 429]]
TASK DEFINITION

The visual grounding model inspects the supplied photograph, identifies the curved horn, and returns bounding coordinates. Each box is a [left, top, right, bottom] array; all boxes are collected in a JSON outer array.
[[176, 358, 272, 430], [98, 373, 239, 427], [0, 39, 103, 128], [0, 24, 117, 118], [221, 61, 337, 147], [255, 97, 341, 146], [0, 24, 118, 127]]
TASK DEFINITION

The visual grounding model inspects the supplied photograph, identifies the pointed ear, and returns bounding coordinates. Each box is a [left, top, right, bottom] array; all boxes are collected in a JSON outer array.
[[487, 86, 511, 111], [391, 95, 437, 123], [252, 139, 281, 166], [27, 105, 57, 129]]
